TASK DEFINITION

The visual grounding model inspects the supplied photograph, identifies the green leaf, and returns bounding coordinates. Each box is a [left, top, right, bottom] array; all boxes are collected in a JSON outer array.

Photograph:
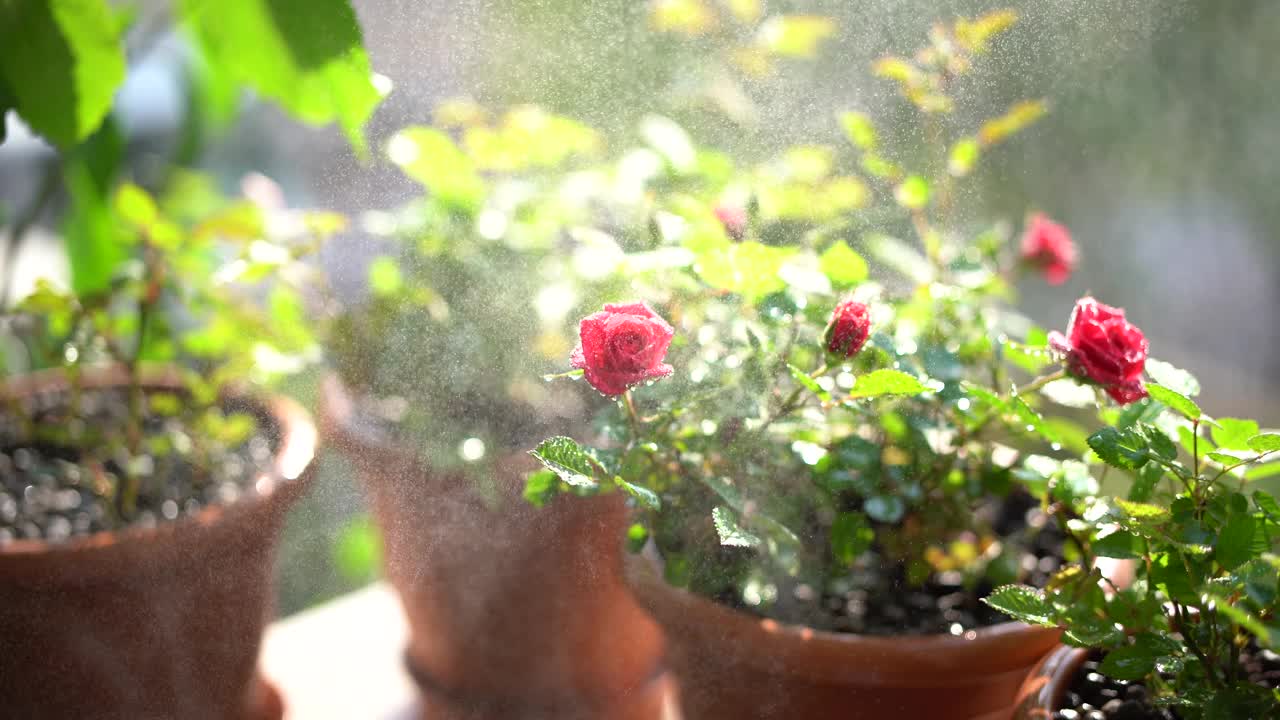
[[1088, 426, 1150, 470], [1213, 418, 1260, 451], [1146, 384, 1201, 420], [981, 585, 1055, 626], [1216, 602, 1280, 649], [1093, 529, 1144, 559], [1248, 434, 1280, 454], [712, 506, 760, 547], [1097, 642, 1158, 681], [830, 512, 873, 565], [1254, 491, 1280, 522], [615, 477, 661, 511], [1247, 463, 1280, 481], [694, 240, 795, 303], [788, 363, 830, 403], [838, 111, 876, 150], [1129, 462, 1164, 503], [758, 15, 836, 58], [113, 183, 159, 229], [1217, 513, 1257, 571], [332, 515, 381, 583], [626, 523, 649, 553], [818, 241, 869, 287], [522, 469, 561, 507], [893, 175, 930, 210], [0, 0, 126, 147], [863, 495, 905, 523], [180, 0, 384, 154], [529, 437, 600, 489], [368, 256, 403, 297], [1145, 358, 1200, 397], [947, 137, 980, 177], [386, 127, 485, 212], [847, 369, 926, 400]]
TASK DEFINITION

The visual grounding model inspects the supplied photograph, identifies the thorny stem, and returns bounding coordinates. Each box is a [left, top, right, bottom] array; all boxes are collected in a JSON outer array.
[[622, 390, 643, 447], [121, 240, 161, 518], [1013, 368, 1067, 398], [763, 361, 830, 432]]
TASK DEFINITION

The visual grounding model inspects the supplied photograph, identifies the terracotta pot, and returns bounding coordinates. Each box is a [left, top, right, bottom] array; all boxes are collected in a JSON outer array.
[[0, 368, 316, 720], [318, 374, 668, 720], [1008, 644, 1088, 720], [624, 551, 1064, 720]]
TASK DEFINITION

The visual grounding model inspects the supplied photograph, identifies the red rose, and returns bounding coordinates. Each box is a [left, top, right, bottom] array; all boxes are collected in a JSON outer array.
[[1048, 297, 1149, 405], [571, 302, 675, 397], [713, 203, 747, 242], [824, 299, 871, 358], [1020, 213, 1077, 285]]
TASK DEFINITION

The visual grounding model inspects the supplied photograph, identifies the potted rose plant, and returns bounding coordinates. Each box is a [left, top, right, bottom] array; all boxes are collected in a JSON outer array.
[[524, 14, 1194, 719], [0, 182, 330, 719], [320, 104, 679, 718], [988, 372, 1280, 718]]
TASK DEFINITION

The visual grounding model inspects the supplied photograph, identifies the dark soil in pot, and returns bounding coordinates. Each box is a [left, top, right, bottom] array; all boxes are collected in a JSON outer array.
[[1050, 648, 1280, 720], [0, 386, 280, 544], [697, 490, 1069, 637], [0, 368, 316, 720]]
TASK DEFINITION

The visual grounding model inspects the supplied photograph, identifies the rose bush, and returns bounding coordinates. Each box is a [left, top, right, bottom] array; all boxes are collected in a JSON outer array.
[[520, 19, 1278, 718]]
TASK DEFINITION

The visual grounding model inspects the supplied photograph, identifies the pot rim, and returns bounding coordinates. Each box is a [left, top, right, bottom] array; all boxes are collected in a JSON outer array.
[[1011, 644, 1089, 718], [0, 365, 317, 574], [624, 549, 1063, 687]]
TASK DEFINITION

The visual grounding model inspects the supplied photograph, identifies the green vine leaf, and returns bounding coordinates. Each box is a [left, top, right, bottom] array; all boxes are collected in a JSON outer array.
[[1088, 426, 1151, 470], [712, 506, 760, 548], [1146, 384, 1201, 420], [846, 369, 926, 399], [982, 585, 1055, 626], [529, 436, 600, 489]]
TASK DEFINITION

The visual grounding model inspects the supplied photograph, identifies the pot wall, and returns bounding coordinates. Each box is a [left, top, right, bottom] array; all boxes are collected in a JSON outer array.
[[0, 371, 315, 720], [624, 552, 1063, 720], [319, 374, 668, 720]]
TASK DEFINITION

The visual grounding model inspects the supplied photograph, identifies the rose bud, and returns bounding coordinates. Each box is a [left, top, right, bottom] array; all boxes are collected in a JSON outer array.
[[713, 203, 748, 242], [824, 299, 871, 358], [1019, 213, 1077, 285], [1048, 297, 1149, 404], [571, 301, 675, 397]]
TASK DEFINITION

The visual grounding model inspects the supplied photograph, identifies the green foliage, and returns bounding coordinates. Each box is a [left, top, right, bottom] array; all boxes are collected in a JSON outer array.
[[0, 0, 126, 148], [529, 436, 602, 489], [180, 0, 383, 154], [845, 369, 926, 399], [333, 515, 382, 583], [0, 177, 329, 523]]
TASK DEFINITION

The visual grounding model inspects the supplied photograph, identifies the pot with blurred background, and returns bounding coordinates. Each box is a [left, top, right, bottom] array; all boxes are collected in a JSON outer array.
[[317, 106, 669, 719], [0, 369, 316, 720]]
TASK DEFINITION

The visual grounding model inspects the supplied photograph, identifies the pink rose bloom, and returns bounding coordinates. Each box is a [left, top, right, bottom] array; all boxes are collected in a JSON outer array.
[[571, 302, 675, 396], [713, 203, 748, 242], [1049, 297, 1149, 405], [824, 299, 871, 358], [1020, 213, 1077, 285]]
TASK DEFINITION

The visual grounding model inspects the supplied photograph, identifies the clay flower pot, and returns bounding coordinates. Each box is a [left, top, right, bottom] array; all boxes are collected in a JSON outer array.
[[318, 374, 668, 720], [1008, 644, 1088, 720], [0, 368, 316, 720], [624, 551, 1063, 720]]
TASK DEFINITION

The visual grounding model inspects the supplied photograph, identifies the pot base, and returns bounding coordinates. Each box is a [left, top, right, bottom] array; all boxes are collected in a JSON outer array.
[[405, 651, 674, 720]]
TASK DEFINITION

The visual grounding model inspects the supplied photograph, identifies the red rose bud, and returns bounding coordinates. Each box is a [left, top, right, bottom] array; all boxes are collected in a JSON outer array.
[[1020, 213, 1077, 285], [1048, 297, 1149, 405], [713, 203, 747, 242], [824, 299, 871, 358], [571, 301, 675, 397]]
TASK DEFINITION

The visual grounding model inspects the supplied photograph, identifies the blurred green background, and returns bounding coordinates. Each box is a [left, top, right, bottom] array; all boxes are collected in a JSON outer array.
[[2, 0, 1277, 614]]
